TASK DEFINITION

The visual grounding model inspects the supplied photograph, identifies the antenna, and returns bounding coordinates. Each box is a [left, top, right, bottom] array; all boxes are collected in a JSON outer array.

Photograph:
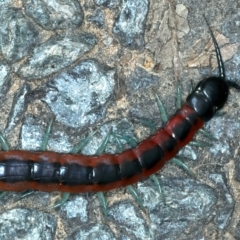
[[203, 15, 225, 79]]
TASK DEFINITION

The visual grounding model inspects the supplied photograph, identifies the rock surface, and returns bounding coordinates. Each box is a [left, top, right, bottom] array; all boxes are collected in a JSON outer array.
[[0, 0, 239, 239]]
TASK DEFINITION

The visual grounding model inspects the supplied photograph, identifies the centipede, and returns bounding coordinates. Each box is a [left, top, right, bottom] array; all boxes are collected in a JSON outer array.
[[0, 17, 234, 210]]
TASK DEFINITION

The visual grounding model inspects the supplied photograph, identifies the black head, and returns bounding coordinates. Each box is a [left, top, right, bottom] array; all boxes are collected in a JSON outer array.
[[195, 76, 229, 109], [187, 77, 229, 121], [186, 17, 229, 122]]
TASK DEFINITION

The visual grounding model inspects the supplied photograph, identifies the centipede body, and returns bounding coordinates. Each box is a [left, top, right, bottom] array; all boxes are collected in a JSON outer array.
[[0, 19, 230, 194]]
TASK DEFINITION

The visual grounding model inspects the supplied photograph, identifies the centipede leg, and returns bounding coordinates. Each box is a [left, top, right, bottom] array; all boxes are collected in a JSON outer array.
[[46, 192, 70, 210], [112, 133, 123, 153], [155, 93, 168, 124], [148, 173, 166, 204], [170, 157, 196, 178], [15, 190, 36, 202], [132, 118, 156, 135], [71, 130, 97, 154], [149, 175, 165, 205], [126, 186, 145, 212], [112, 132, 137, 148], [189, 140, 212, 147], [199, 129, 217, 141], [176, 82, 182, 110], [188, 80, 194, 95], [97, 192, 108, 220], [96, 127, 112, 155], [0, 132, 9, 151], [40, 117, 54, 151], [0, 191, 8, 200]]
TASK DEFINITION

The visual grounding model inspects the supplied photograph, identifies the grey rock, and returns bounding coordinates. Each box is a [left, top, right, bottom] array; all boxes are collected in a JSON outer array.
[[109, 202, 149, 239], [235, 154, 240, 182], [61, 195, 89, 223], [235, 221, 240, 240], [0, 208, 56, 240], [125, 66, 159, 93], [17, 33, 97, 80], [5, 83, 30, 133], [209, 172, 234, 229], [23, 0, 84, 30], [0, 61, 11, 99], [94, 0, 119, 8], [87, 9, 104, 28], [140, 178, 217, 240], [66, 223, 116, 240], [43, 59, 115, 128], [0, 7, 39, 63], [105, 178, 217, 240], [113, 0, 149, 50], [20, 115, 50, 151], [0, 0, 11, 7]]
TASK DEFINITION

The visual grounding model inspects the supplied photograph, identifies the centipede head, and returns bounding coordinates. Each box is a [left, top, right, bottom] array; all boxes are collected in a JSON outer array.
[[194, 76, 229, 111], [186, 77, 229, 122]]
